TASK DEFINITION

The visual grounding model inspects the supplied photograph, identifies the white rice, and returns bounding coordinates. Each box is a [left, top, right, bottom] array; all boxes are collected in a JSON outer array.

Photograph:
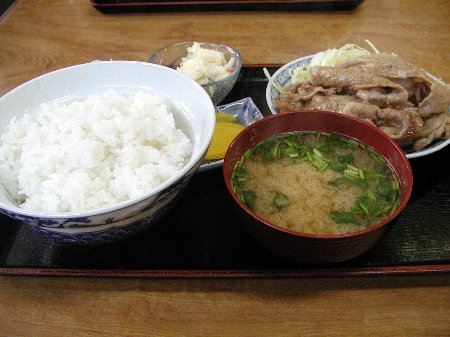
[[0, 90, 193, 213]]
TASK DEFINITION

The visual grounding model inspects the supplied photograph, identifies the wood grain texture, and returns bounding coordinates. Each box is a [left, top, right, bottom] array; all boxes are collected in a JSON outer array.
[[0, 274, 449, 337], [0, 0, 449, 96], [0, 1, 449, 336]]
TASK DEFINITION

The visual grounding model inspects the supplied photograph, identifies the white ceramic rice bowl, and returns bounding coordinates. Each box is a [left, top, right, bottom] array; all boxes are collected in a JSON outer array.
[[0, 61, 216, 244]]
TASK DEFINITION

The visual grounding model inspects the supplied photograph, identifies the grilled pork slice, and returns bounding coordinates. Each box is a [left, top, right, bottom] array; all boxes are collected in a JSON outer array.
[[413, 112, 450, 151], [337, 53, 434, 84], [274, 53, 450, 150], [337, 53, 450, 111], [418, 83, 450, 117], [309, 66, 410, 108], [376, 108, 423, 144]]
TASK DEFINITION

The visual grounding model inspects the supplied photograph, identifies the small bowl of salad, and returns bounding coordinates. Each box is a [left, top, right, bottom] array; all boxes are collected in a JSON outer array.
[[149, 41, 242, 105]]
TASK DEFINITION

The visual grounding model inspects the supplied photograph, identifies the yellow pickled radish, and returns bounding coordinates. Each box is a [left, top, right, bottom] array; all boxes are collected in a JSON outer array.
[[216, 112, 237, 123], [206, 122, 244, 160]]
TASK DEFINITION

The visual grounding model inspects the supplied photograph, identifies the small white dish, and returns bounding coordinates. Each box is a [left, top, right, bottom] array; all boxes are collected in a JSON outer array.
[[198, 97, 264, 172], [265, 55, 450, 159]]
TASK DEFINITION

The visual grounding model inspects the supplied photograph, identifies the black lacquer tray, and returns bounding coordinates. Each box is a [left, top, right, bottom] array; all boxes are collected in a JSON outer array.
[[91, 0, 364, 14], [1, 66, 449, 278]]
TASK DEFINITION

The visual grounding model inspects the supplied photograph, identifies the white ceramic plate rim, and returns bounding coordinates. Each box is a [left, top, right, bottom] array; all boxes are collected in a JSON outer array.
[[265, 55, 450, 159]]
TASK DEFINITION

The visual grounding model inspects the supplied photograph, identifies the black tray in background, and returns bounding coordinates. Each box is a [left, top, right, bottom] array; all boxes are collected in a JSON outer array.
[[0, 66, 449, 278], [91, 0, 364, 14], [0, 0, 16, 18]]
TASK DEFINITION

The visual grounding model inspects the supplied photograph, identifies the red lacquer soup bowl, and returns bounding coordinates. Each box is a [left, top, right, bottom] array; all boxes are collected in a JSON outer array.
[[223, 110, 413, 263]]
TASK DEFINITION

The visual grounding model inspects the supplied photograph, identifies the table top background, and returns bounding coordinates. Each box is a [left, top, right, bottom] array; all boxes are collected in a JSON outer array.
[[0, 0, 449, 336]]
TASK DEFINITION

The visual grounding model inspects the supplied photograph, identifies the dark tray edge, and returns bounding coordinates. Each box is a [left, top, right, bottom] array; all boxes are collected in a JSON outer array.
[[1, 264, 449, 278], [90, 0, 364, 13]]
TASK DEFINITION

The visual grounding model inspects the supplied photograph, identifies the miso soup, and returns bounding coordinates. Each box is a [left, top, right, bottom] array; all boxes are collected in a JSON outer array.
[[231, 131, 401, 235]]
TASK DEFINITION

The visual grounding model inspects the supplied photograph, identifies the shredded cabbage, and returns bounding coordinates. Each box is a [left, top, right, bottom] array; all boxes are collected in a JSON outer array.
[[291, 44, 371, 84], [263, 67, 283, 94]]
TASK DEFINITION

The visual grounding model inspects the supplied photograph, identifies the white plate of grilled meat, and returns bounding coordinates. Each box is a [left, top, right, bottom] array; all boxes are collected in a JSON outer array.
[[266, 52, 450, 159]]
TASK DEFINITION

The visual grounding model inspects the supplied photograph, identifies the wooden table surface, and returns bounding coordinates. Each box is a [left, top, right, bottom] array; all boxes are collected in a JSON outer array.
[[0, 0, 449, 336]]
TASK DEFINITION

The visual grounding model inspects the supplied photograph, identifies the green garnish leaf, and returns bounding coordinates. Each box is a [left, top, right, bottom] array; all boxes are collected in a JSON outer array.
[[330, 211, 356, 224], [329, 162, 347, 171], [353, 178, 369, 189], [366, 188, 377, 201], [377, 178, 392, 198], [241, 190, 257, 211], [327, 134, 343, 146], [315, 142, 330, 153], [338, 153, 354, 164], [273, 193, 289, 209]]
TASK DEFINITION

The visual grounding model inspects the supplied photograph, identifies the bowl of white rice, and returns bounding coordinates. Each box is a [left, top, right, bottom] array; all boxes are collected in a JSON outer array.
[[0, 61, 215, 244]]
